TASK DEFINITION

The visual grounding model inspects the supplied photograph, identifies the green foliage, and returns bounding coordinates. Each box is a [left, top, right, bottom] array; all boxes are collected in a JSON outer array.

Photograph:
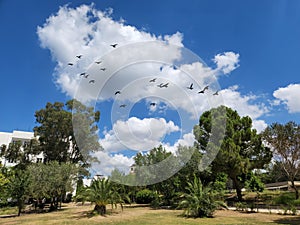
[[136, 189, 156, 204], [178, 175, 220, 218], [235, 202, 248, 212], [212, 172, 228, 192], [274, 192, 294, 205], [194, 106, 272, 201], [84, 178, 129, 215], [261, 162, 288, 184], [27, 161, 78, 210], [263, 121, 300, 199], [0, 167, 9, 205], [1, 139, 40, 169], [245, 173, 264, 192], [34, 100, 101, 171], [7, 169, 31, 216]]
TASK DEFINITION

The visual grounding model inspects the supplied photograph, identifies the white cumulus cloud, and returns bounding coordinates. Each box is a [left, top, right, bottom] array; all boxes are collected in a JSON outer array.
[[100, 117, 179, 152], [213, 52, 240, 75], [91, 151, 134, 177], [212, 86, 269, 132], [273, 84, 300, 113]]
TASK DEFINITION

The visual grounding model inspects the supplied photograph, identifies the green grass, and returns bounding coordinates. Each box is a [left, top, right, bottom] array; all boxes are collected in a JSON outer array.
[[0, 206, 18, 215], [1, 203, 300, 225]]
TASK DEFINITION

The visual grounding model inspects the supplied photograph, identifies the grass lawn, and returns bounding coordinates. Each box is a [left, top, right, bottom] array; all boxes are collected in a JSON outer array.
[[1, 203, 300, 225]]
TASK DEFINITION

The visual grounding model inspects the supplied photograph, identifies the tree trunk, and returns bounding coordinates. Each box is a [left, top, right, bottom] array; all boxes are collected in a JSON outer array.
[[232, 177, 243, 201], [291, 180, 299, 199], [60, 194, 63, 209], [94, 204, 106, 215], [17, 199, 22, 216], [17, 205, 21, 216]]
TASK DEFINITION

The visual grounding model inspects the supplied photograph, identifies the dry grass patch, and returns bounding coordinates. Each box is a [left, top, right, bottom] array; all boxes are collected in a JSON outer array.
[[1, 203, 300, 225]]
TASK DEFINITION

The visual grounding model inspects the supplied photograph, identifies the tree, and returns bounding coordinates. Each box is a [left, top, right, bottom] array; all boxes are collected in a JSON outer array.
[[1, 139, 40, 169], [179, 175, 221, 218], [263, 121, 300, 199], [0, 164, 9, 206], [194, 106, 272, 201], [84, 178, 128, 215], [27, 161, 78, 210], [261, 161, 288, 184], [8, 169, 30, 216], [175, 146, 216, 190], [134, 145, 180, 206], [34, 99, 101, 172], [244, 172, 264, 192]]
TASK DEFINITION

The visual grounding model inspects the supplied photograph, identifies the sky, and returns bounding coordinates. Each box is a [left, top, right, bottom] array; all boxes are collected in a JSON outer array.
[[1, 0, 300, 176]]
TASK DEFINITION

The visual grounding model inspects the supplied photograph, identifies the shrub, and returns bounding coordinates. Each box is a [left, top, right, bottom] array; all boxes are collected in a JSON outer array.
[[274, 193, 294, 205], [245, 174, 264, 192], [235, 202, 248, 212], [178, 175, 221, 218], [136, 189, 156, 204]]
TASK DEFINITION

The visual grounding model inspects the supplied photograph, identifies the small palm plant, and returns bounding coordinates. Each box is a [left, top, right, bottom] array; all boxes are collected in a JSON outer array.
[[179, 175, 222, 218], [85, 178, 128, 215]]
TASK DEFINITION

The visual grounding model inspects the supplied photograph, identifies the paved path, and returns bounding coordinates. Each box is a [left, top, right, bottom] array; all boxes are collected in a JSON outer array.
[[228, 207, 299, 215]]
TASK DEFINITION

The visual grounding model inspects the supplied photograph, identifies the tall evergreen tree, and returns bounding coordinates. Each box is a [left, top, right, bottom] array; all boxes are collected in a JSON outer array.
[[34, 99, 101, 170], [194, 106, 272, 201]]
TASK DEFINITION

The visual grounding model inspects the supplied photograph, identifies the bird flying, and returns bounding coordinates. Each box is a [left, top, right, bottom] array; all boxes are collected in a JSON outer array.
[[89, 80, 95, 84], [213, 91, 219, 96], [198, 85, 209, 94], [150, 102, 156, 106], [76, 55, 82, 59], [162, 83, 169, 88], [68, 63, 73, 66], [100, 68, 106, 71], [120, 104, 126, 108], [110, 44, 118, 48], [95, 61, 102, 64], [149, 78, 157, 82], [115, 91, 121, 95], [187, 83, 193, 90]]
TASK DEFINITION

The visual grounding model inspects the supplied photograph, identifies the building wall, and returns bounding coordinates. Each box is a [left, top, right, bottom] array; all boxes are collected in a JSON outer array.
[[0, 130, 44, 166]]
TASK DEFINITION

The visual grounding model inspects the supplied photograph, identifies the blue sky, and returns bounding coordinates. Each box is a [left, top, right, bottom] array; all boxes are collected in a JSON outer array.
[[1, 0, 300, 175]]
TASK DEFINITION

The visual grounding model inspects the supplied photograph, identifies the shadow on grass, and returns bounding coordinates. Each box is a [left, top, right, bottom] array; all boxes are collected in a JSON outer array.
[[273, 216, 300, 225], [70, 209, 99, 219], [71, 208, 122, 219], [0, 214, 18, 218]]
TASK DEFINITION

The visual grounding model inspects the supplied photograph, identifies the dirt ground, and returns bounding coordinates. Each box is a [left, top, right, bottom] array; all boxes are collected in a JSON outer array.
[[1, 203, 300, 225]]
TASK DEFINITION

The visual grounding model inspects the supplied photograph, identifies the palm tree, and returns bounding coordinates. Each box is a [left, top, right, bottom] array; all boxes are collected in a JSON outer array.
[[178, 175, 222, 218], [86, 178, 128, 215]]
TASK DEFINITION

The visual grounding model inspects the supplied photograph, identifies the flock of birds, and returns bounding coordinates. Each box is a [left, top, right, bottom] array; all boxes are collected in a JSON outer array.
[[67, 43, 220, 109]]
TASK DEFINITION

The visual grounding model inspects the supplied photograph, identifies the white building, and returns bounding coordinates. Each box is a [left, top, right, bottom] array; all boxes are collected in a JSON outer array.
[[0, 130, 44, 166]]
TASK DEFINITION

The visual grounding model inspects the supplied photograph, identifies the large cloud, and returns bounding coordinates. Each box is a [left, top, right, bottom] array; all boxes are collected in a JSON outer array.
[[93, 129, 195, 176], [213, 86, 268, 132], [91, 151, 135, 177], [38, 4, 268, 150], [273, 84, 300, 113], [100, 117, 179, 152], [37, 4, 239, 105]]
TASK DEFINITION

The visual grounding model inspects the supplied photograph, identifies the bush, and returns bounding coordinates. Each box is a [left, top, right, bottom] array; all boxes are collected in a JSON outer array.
[[245, 174, 264, 192], [293, 198, 300, 206], [136, 189, 156, 204], [235, 202, 248, 212], [274, 193, 294, 205], [150, 192, 162, 209], [178, 175, 220, 218]]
